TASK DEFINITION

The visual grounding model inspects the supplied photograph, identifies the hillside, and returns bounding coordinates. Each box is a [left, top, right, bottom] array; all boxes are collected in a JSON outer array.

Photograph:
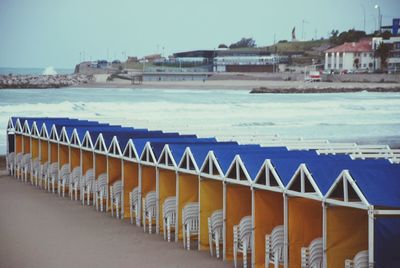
[[262, 39, 332, 54]]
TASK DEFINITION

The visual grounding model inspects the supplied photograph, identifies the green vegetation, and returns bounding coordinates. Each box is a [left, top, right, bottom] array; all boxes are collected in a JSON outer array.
[[262, 39, 330, 53], [229, 37, 257, 49], [375, 43, 391, 70], [329, 29, 367, 45]]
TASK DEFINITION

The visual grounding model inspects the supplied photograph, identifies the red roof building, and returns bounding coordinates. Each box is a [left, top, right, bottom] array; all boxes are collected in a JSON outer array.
[[324, 38, 379, 72], [326, 39, 373, 53]]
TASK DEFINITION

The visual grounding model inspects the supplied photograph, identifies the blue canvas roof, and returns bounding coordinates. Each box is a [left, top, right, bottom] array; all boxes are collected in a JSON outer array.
[[202, 144, 264, 174], [130, 136, 201, 157], [166, 142, 239, 168], [237, 149, 318, 180], [55, 121, 106, 136], [115, 131, 196, 153], [42, 119, 84, 132], [63, 124, 120, 141], [89, 127, 142, 144], [346, 161, 400, 207], [150, 138, 218, 160]]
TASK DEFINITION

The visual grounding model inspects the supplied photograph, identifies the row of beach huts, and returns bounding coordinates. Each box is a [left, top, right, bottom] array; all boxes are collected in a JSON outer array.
[[5, 117, 400, 268]]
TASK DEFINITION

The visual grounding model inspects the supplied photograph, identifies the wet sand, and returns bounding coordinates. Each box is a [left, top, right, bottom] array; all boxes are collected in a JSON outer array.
[[0, 172, 230, 268]]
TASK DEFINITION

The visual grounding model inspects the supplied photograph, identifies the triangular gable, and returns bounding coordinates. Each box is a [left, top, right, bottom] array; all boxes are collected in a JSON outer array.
[[40, 124, 49, 139], [7, 118, 14, 131], [140, 142, 157, 164], [324, 170, 369, 208], [225, 156, 252, 183], [286, 164, 322, 198], [158, 145, 177, 168], [200, 151, 224, 178], [254, 160, 285, 190], [59, 127, 69, 144], [31, 122, 40, 137], [49, 125, 59, 141], [123, 140, 139, 160], [70, 129, 81, 147], [22, 120, 30, 135], [94, 134, 107, 152], [81, 131, 94, 149], [108, 136, 122, 156], [178, 148, 198, 172], [15, 119, 22, 133]]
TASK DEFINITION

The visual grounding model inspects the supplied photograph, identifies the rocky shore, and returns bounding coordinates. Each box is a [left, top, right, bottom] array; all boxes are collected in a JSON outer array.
[[0, 74, 91, 89], [250, 81, 400, 94]]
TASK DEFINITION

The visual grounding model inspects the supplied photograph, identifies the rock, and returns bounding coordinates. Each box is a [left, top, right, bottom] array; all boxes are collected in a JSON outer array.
[[0, 74, 91, 89]]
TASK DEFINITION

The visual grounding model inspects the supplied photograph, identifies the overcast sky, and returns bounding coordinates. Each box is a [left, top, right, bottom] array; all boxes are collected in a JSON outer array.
[[0, 0, 398, 69]]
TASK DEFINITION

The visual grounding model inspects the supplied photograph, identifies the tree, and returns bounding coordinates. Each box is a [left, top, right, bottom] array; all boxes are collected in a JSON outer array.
[[375, 43, 391, 70], [353, 58, 360, 69], [218, 43, 228, 49], [330, 29, 366, 45], [229, 38, 256, 49]]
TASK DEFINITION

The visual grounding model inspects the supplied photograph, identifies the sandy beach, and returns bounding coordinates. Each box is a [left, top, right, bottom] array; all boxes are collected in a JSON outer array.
[[0, 170, 230, 268], [76, 79, 400, 92]]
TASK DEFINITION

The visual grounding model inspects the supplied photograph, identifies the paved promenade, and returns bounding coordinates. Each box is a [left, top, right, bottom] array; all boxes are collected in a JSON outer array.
[[0, 171, 230, 268]]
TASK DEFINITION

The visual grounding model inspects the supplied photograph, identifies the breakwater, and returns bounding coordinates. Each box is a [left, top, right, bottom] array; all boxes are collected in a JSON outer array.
[[0, 74, 91, 89]]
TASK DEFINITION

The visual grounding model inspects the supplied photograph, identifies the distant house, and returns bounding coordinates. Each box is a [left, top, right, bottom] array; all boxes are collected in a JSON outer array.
[[324, 39, 378, 72], [383, 37, 400, 73], [143, 54, 162, 63]]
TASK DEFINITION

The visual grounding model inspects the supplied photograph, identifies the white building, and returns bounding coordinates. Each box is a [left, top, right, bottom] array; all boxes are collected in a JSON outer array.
[[213, 55, 281, 72], [382, 36, 400, 73], [324, 39, 379, 72]]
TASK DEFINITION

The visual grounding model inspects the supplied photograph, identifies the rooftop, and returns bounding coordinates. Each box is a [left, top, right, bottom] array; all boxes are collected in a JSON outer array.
[[326, 38, 373, 53]]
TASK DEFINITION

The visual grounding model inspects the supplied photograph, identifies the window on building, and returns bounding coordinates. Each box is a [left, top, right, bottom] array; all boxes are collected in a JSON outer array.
[[328, 64, 331, 68], [364, 53, 367, 57], [339, 64, 343, 68], [363, 64, 367, 68]]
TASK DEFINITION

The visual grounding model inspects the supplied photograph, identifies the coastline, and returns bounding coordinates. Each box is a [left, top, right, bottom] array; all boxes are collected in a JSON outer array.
[[78, 79, 400, 92], [1, 76, 400, 93]]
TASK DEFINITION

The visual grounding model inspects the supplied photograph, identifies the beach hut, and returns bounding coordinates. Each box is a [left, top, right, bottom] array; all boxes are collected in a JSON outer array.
[[192, 145, 260, 260], [92, 128, 138, 211], [247, 149, 290, 268], [107, 130, 160, 218], [79, 127, 128, 205], [224, 148, 293, 268], [240, 148, 317, 268], [135, 136, 210, 233], [121, 139, 140, 222], [155, 141, 233, 241], [323, 160, 400, 268], [29, 121, 43, 185], [5, 118, 15, 174], [282, 154, 355, 268], [65, 124, 113, 199]]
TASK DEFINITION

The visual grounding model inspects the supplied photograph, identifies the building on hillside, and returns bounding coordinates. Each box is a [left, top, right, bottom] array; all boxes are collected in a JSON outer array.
[[324, 38, 378, 72], [384, 37, 400, 73], [213, 55, 280, 72], [142, 54, 162, 63]]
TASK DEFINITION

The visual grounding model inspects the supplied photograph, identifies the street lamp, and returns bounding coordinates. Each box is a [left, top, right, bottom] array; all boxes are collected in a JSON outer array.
[[375, 4, 381, 33]]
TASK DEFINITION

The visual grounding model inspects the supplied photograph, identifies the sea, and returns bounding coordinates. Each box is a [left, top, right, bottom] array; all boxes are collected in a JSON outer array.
[[0, 67, 74, 76], [1, 87, 400, 154]]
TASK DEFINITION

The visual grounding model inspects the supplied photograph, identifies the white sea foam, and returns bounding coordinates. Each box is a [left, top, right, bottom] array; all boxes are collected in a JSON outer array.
[[0, 88, 399, 153], [42, 66, 57, 75]]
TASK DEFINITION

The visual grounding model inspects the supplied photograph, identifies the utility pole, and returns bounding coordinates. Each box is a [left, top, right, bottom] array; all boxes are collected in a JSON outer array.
[[375, 5, 381, 33], [361, 4, 366, 32], [302, 20, 309, 41]]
